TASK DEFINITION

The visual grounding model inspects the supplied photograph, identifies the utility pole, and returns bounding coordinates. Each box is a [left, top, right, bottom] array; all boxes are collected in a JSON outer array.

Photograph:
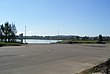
[[25, 26, 26, 43], [57, 31, 59, 42]]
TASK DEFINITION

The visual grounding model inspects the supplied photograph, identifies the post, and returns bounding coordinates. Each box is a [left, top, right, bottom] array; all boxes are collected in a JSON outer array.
[[57, 31, 59, 42], [25, 26, 26, 43]]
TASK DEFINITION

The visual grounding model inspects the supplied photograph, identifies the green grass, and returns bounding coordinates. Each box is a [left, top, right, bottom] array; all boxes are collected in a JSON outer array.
[[57, 40, 110, 44], [0, 42, 22, 46], [57, 40, 98, 44]]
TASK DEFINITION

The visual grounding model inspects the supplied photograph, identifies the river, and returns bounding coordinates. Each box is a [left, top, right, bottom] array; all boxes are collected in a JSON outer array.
[[22, 39, 61, 44]]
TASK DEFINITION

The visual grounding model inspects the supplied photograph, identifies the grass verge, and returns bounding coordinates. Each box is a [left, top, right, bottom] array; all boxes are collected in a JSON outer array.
[[0, 42, 22, 47], [57, 40, 110, 44], [57, 40, 98, 44]]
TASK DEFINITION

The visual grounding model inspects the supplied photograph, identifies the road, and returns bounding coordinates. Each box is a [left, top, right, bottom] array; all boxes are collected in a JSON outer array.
[[0, 44, 110, 74]]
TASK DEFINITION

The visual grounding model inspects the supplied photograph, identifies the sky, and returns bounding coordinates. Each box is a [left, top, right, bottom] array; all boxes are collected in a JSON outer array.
[[0, 0, 110, 36]]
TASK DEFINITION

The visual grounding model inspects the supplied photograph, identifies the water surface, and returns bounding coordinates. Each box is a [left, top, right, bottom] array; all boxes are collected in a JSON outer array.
[[23, 39, 60, 44]]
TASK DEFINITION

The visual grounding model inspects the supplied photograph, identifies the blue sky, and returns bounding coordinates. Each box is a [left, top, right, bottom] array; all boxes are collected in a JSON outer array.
[[0, 0, 110, 36]]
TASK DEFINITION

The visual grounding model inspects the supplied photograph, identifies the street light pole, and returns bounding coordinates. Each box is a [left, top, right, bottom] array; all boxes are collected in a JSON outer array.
[[25, 26, 26, 43], [57, 31, 59, 42]]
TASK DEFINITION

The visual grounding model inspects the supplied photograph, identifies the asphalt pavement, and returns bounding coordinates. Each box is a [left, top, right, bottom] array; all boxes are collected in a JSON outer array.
[[0, 44, 110, 74]]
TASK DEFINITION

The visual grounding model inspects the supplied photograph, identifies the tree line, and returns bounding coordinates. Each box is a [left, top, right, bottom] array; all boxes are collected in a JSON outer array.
[[19, 35, 110, 41], [0, 22, 17, 42]]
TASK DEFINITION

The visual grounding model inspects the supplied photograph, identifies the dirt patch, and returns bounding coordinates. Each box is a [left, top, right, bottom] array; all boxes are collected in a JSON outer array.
[[77, 58, 110, 74]]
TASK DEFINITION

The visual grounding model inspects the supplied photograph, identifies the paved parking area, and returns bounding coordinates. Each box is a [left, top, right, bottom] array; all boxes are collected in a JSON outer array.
[[0, 44, 110, 74]]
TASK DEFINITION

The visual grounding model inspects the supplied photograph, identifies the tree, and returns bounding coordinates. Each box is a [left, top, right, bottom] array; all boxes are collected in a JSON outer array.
[[98, 34, 103, 43], [0, 22, 17, 42], [0, 25, 3, 41], [82, 36, 89, 40], [1, 22, 11, 42], [10, 24, 17, 42], [75, 36, 80, 40]]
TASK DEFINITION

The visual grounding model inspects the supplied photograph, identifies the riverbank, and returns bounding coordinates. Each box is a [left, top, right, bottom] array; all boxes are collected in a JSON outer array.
[[57, 40, 110, 44]]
